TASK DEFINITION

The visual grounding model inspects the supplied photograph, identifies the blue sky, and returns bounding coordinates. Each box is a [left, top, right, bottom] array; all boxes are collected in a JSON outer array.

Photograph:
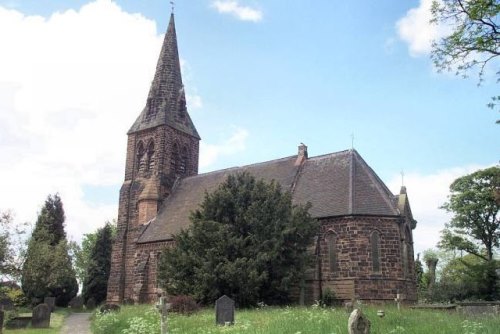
[[0, 0, 498, 256]]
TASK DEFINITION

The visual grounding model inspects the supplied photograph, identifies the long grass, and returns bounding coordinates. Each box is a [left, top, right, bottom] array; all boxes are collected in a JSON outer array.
[[91, 304, 500, 334], [3, 308, 69, 334]]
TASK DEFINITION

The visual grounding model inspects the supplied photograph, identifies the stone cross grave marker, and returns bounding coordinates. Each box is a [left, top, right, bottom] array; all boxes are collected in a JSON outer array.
[[348, 308, 370, 334], [215, 295, 234, 325], [32, 303, 51, 328], [43, 297, 55, 312]]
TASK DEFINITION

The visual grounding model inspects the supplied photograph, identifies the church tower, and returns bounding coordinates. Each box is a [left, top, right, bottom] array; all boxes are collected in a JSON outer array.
[[107, 14, 200, 304]]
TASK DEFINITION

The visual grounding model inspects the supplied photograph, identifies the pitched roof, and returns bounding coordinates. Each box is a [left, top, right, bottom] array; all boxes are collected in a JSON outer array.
[[128, 14, 200, 139], [137, 149, 401, 244]]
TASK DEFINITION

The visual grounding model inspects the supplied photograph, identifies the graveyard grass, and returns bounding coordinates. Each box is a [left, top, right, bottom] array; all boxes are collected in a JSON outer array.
[[3, 308, 69, 334], [91, 304, 500, 334]]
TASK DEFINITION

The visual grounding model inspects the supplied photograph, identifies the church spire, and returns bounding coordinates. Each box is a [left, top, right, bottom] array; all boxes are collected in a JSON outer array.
[[128, 14, 200, 139]]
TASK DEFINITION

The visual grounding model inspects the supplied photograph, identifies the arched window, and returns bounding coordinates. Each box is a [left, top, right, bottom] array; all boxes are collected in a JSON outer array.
[[171, 143, 179, 174], [136, 141, 145, 172], [326, 232, 338, 273], [371, 231, 381, 273], [179, 146, 188, 175], [146, 141, 155, 172]]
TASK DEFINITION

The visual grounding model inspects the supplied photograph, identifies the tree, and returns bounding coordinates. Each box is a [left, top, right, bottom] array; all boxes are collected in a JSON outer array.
[[21, 194, 78, 306], [158, 173, 318, 307], [439, 166, 499, 298], [82, 222, 114, 305], [431, 0, 500, 122], [0, 211, 29, 282]]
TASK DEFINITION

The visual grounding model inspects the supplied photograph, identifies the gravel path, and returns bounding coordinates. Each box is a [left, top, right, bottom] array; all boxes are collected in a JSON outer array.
[[60, 313, 92, 334]]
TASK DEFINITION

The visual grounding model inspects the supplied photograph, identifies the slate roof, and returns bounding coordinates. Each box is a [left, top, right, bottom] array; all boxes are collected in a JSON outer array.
[[128, 14, 200, 139], [137, 149, 401, 244]]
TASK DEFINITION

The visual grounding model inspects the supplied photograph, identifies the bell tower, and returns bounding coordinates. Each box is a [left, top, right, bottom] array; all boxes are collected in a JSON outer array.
[[107, 13, 200, 303]]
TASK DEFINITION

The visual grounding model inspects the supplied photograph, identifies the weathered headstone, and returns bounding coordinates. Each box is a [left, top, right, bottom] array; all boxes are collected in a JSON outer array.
[[0, 298, 14, 311], [32, 303, 51, 328], [85, 297, 96, 310], [43, 297, 56, 312], [215, 295, 234, 326], [344, 301, 354, 313], [348, 309, 370, 334], [69, 296, 84, 310], [100, 304, 121, 313]]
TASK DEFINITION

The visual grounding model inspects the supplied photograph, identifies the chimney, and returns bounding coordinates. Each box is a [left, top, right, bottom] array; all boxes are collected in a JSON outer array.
[[295, 143, 308, 166]]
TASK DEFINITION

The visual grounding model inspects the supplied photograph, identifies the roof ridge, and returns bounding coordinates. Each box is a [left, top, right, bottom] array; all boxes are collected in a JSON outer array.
[[187, 155, 297, 179]]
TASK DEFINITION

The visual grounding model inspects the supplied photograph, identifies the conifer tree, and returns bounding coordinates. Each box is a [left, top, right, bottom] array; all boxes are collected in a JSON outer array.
[[82, 223, 113, 305], [21, 194, 78, 306], [158, 173, 318, 307]]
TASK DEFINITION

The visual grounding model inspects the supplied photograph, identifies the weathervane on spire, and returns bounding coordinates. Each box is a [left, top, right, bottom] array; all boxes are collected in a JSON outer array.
[[170, 1, 175, 13]]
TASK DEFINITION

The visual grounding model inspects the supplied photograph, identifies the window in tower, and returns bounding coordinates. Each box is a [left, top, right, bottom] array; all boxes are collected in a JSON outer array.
[[179, 146, 189, 175], [136, 141, 145, 173], [171, 143, 179, 174], [146, 141, 155, 172]]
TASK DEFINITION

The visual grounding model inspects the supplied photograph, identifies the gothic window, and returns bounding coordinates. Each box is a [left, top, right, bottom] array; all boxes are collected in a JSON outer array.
[[371, 231, 381, 273], [171, 143, 179, 174], [179, 146, 189, 175], [327, 232, 338, 273], [136, 141, 145, 173], [146, 141, 155, 172]]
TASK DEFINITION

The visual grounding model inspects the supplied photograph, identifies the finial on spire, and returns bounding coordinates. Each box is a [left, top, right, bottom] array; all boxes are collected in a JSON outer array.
[[351, 133, 355, 150], [170, 1, 175, 14], [401, 169, 405, 187]]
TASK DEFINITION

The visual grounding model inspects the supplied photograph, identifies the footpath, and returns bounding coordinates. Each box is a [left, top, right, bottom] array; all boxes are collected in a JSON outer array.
[[60, 313, 92, 334]]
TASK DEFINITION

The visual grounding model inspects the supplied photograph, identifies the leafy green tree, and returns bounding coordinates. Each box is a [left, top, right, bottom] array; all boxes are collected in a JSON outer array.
[[82, 222, 114, 305], [21, 194, 78, 306], [0, 211, 29, 282], [439, 166, 499, 298], [158, 172, 318, 307], [431, 0, 500, 121], [414, 253, 425, 290]]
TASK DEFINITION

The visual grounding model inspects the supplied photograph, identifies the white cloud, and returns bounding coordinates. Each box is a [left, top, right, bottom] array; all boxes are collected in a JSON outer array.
[[199, 127, 249, 169], [0, 1, 166, 241], [387, 164, 491, 257], [396, 0, 449, 56], [211, 0, 262, 22]]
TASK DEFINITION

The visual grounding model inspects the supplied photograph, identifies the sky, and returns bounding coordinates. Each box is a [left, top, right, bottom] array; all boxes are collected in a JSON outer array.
[[0, 0, 498, 257]]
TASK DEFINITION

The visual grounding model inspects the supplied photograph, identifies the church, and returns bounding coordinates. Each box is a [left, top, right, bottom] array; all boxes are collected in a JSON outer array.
[[106, 14, 417, 304]]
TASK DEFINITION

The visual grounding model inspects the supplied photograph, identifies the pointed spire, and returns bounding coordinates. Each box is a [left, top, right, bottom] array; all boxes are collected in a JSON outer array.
[[128, 14, 200, 139]]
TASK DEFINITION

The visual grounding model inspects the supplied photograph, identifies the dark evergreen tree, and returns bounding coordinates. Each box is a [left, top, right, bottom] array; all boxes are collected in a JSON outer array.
[[21, 194, 78, 306], [82, 223, 113, 305], [158, 172, 318, 307]]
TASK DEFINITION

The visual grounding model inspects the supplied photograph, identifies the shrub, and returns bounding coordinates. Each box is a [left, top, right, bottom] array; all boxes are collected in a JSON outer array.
[[169, 295, 200, 315], [320, 288, 336, 307]]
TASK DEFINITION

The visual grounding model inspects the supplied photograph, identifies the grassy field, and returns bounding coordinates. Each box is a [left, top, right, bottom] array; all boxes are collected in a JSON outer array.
[[91, 304, 500, 334], [3, 308, 69, 334]]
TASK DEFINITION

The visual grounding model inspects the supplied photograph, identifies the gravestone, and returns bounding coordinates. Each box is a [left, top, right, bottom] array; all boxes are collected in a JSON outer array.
[[69, 296, 84, 310], [86, 297, 96, 310], [348, 309, 370, 334], [32, 303, 51, 328], [100, 304, 121, 313], [0, 298, 14, 311], [215, 295, 234, 325], [43, 297, 55, 312]]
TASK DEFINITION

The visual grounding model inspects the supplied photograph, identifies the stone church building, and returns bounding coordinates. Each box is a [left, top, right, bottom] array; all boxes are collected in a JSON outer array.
[[106, 14, 417, 304]]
